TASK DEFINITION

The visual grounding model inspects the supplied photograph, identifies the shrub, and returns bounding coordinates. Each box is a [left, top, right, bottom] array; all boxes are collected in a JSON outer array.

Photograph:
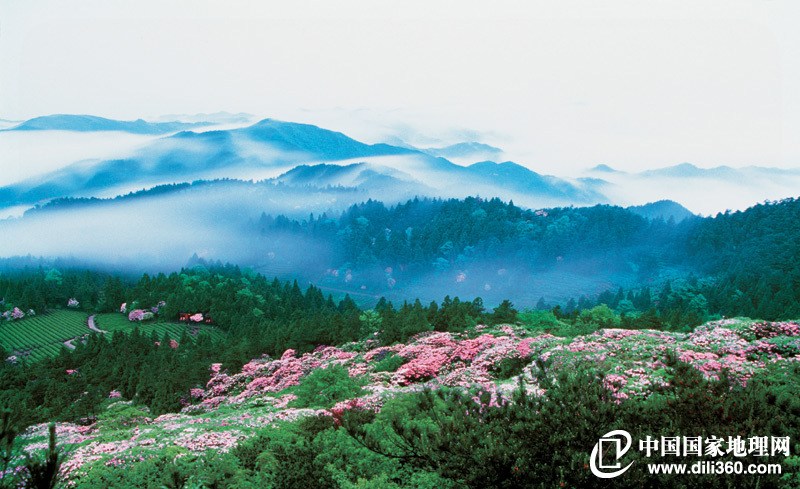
[[21, 424, 63, 489], [518, 310, 567, 333], [96, 402, 151, 430], [343, 361, 798, 488], [373, 352, 406, 373], [291, 364, 366, 409], [490, 355, 530, 380]]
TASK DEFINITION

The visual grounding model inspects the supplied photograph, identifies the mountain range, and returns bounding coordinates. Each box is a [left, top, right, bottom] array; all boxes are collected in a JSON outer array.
[[1, 114, 799, 219], [1, 114, 209, 134], [0, 117, 603, 212]]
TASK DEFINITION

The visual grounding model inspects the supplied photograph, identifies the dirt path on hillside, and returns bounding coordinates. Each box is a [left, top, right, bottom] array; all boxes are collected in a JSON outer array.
[[60, 315, 105, 351], [87, 315, 108, 334]]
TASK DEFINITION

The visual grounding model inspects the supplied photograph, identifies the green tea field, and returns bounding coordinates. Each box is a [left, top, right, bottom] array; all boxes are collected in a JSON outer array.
[[0, 310, 89, 361], [1, 311, 226, 363], [93, 313, 226, 342]]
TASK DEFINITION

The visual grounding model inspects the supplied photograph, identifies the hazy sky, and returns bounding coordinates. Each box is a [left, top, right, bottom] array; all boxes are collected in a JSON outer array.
[[1, 0, 799, 175]]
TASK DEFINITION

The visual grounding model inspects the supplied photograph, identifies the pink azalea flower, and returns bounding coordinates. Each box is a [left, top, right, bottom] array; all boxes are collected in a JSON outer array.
[[128, 309, 146, 321]]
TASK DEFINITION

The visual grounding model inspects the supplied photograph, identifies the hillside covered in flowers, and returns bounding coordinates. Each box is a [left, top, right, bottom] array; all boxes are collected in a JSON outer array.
[[7, 317, 800, 488]]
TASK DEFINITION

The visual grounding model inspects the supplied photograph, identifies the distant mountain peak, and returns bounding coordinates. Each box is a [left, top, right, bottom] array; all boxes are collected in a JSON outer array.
[[427, 141, 501, 152], [153, 112, 253, 124], [236, 119, 413, 159], [641, 162, 742, 179], [470, 160, 529, 168], [589, 164, 619, 173], [421, 141, 503, 161], [627, 200, 696, 222], [3, 114, 207, 134]]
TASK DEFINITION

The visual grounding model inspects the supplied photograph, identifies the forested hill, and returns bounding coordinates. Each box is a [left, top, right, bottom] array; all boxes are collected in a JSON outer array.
[[687, 197, 800, 319], [256, 196, 697, 301], [255, 196, 800, 317], [2, 196, 798, 321], [259, 197, 692, 271]]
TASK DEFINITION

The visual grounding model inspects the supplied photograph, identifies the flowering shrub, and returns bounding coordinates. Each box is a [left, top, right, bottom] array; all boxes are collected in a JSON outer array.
[[239, 358, 305, 398], [394, 350, 450, 385], [328, 397, 380, 426], [189, 313, 204, 322], [273, 394, 298, 409], [146, 300, 166, 314], [189, 388, 205, 399], [174, 430, 243, 453], [11, 307, 24, 319], [127, 309, 145, 321], [127, 309, 155, 322], [751, 321, 800, 339]]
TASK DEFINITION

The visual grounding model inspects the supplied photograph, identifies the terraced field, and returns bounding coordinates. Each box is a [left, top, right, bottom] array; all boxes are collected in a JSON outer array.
[[0, 310, 89, 361], [93, 313, 225, 342], [1, 311, 226, 363]]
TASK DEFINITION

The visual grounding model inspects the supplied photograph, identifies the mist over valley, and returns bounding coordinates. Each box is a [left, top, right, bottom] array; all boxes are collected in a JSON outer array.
[[0, 114, 797, 308]]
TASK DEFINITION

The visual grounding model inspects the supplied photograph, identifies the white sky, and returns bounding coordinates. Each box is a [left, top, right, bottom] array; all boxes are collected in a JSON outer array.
[[1, 0, 799, 175]]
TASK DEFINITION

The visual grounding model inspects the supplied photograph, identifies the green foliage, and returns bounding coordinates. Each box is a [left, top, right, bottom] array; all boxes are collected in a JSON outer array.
[[490, 355, 530, 380], [291, 364, 366, 409], [21, 424, 63, 489], [68, 450, 239, 489], [338, 360, 799, 488], [95, 402, 151, 431], [358, 309, 382, 338], [373, 352, 406, 373], [232, 417, 339, 488], [577, 304, 620, 329], [518, 310, 566, 332], [230, 415, 456, 489], [0, 409, 17, 489], [521, 308, 612, 337], [489, 300, 518, 325]]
